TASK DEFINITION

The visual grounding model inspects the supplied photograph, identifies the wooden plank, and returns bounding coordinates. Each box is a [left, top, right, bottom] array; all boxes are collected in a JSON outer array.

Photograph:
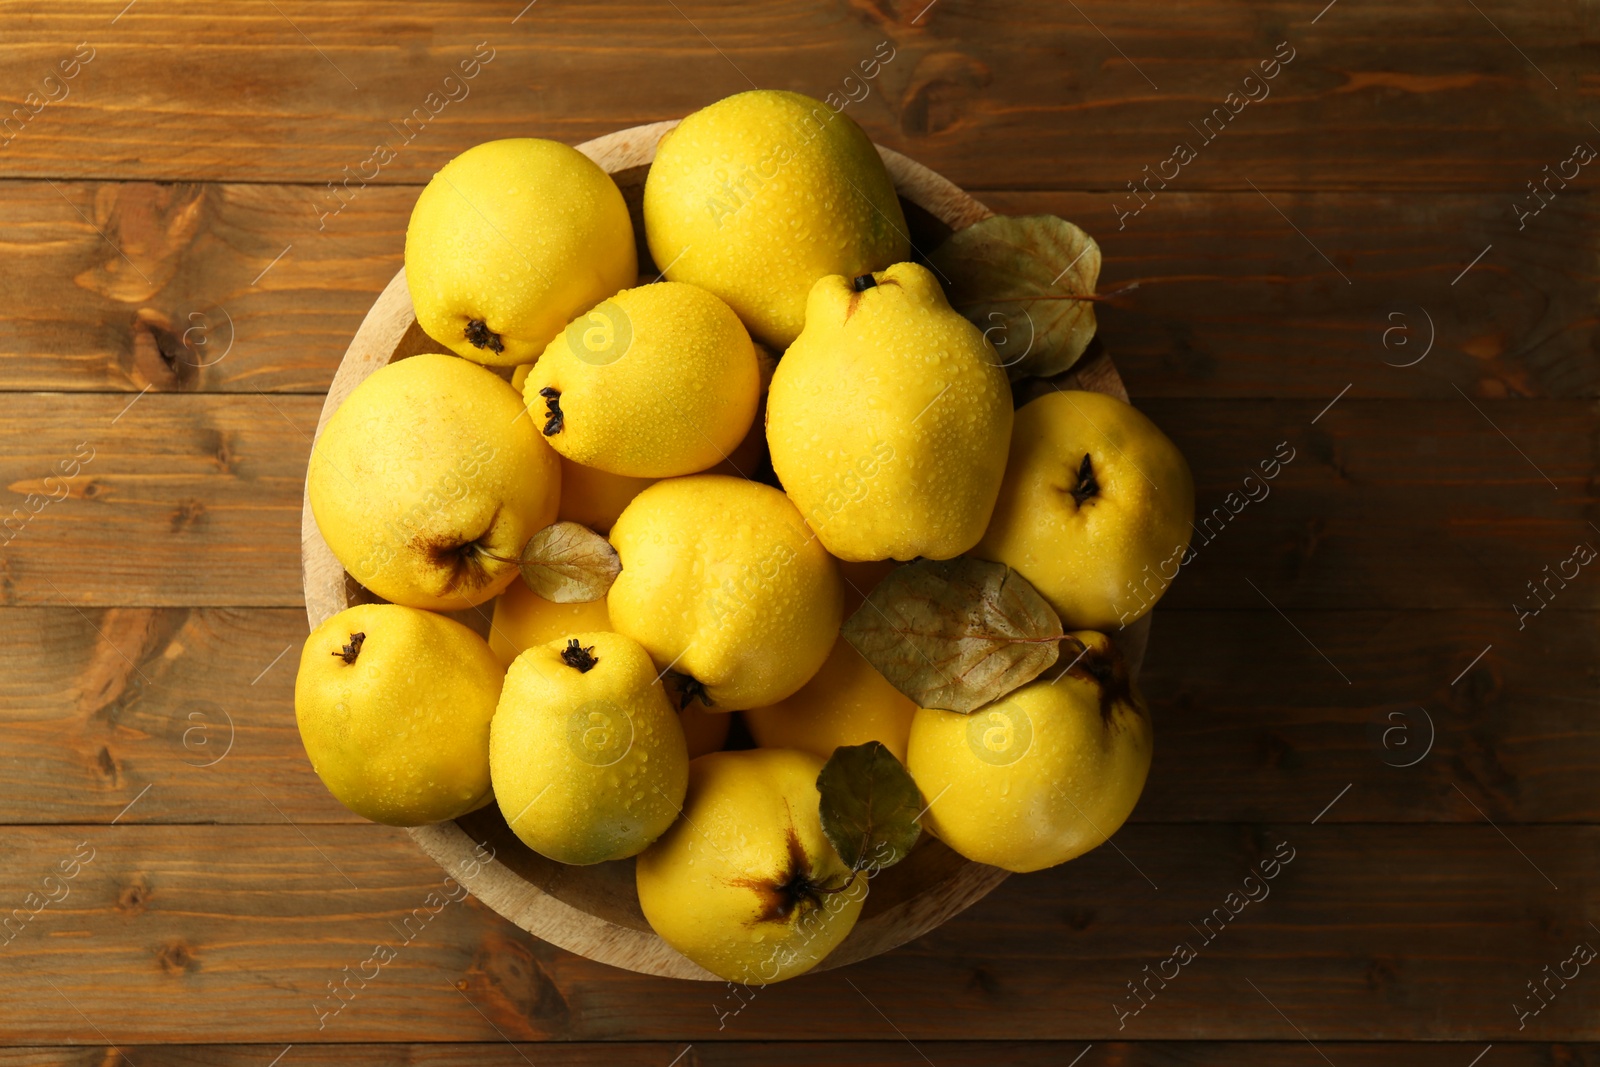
[[0, 182, 1593, 400], [0, 393, 315, 607], [0, 607, 348, 825], [1, 606, 1595, 826], [983, 192, 1600, 403], [0, 1043, 1583, 1066], [1137, 606, 1600, 823], [2, 1, 1584, 1058], [0, 182, 404, 394], [0, 2, 1588, 191], [1, 394, 1594, 609], [0, 824, 1593, 1043], [1152, 395, 1598, 615], [1149, 396, 1598, 616]]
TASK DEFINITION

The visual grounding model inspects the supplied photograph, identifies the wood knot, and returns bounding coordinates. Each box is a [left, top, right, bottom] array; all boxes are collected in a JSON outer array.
[[464, 931, 570, 1031], [898, 52, 992, 136], [1365, 956, 1399, 990], [968, 965, 1001, 997], [156, 939, 198, 975], [211, 433, 237, 473], [126, 308, 197, 391], [75, 182, 208, 304], [1260, 731, 1299, 771], [117, 879, 150, 916], [169, 500, 207, 533], [850, 0, 930, 29]]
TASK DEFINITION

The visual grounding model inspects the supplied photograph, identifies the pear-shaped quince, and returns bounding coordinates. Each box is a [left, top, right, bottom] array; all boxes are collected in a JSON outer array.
[[766, 262, 1013, 562]]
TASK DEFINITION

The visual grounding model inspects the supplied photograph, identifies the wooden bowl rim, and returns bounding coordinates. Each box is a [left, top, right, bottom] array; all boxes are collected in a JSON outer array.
[[299, 119, 1145, 980]]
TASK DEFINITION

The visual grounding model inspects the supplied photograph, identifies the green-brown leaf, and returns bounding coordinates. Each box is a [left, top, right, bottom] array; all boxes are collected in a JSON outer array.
[[518, 522, 621, 603], [816, 741, 924, 874], [928, 214, 1101, 382], [842, 558, 1063, 714]]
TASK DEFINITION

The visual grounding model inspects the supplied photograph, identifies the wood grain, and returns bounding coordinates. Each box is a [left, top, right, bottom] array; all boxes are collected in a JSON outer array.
[[1, 183, 1592, 400], [0, 393, 315, 608], [0, 180, 403, 394], [0, 0, 1591, 1053], [984, 191, 1600, 403], [0, 606, 343, 825], [0, 824, 1593, 1044], [2, 606, 1595, 826], [0, 2, 1588, 191], [2, 395, 1592, 610], [0, 1044, 1587, 1066]]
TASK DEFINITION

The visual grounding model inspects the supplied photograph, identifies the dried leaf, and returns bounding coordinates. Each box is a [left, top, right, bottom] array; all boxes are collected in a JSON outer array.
[[518, 521, 621, 603], [817, 741, 924, 874], [842, 558, 1062, 714], [928, 214, 1102, 382]]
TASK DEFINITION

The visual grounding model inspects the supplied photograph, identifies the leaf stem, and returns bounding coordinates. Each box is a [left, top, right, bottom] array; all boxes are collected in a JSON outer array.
[[810, 877, 854, 896], [879, 626, 1069, 644]]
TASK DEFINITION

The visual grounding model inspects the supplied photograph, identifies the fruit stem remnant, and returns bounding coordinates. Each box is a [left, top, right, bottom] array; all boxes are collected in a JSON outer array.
[[464, 319, 504, 354], [539, 387, 564, 436], [333, 632, 366, 665], [1069, 453, 1099, 507], [1056, 637, 1134, 726], [664, 670, 710, 711], [560, 638, 599, 673], [851, 273, 878, 292], [733, 819, 855, 923]]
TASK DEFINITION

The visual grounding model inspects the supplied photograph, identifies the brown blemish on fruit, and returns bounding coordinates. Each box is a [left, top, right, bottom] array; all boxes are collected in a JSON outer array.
[[560, 639, 598, 672], [465, 319, 504, 354], [333, 632, 365, 664]]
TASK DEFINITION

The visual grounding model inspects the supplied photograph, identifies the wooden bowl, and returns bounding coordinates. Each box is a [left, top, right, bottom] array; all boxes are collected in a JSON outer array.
[[300, 121, 1151, 980]]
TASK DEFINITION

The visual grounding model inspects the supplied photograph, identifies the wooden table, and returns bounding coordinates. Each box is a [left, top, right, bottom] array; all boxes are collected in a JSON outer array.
[[2, 2, 1594, 1063]]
